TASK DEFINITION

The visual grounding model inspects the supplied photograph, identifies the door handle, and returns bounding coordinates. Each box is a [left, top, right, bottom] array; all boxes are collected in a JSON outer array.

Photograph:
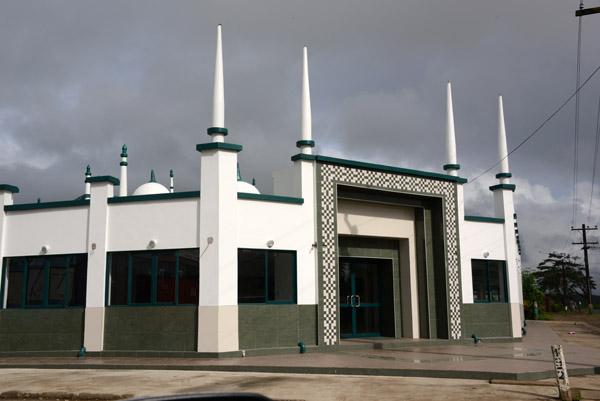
[[355, 295, 360, 307]]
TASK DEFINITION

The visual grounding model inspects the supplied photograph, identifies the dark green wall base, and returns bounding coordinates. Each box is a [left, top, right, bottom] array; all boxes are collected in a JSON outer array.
[[0, 309, 84, 351], [238, 305, 317, 350], [104, 306, 197, 351], [462, 303, 511, 338]]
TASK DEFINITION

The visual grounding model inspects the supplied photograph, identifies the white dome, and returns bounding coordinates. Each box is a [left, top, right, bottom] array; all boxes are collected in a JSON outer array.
[[133, 182, 170, 196], [237, 180, 260, 194]]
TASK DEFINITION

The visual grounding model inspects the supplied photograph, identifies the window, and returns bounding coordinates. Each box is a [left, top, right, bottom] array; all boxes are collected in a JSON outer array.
[[1, 254, 88, 309], [238, 249, 296, 304], [107, 249, 199, 306], [472, 259, 507, 302]]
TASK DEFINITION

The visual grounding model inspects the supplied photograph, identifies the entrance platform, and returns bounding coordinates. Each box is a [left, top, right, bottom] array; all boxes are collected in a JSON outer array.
[[0, 321, 599, 381]]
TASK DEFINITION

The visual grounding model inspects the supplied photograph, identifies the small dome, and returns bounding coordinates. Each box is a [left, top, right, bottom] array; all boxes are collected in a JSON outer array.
[[132, 169, 169, 196], [237, 180, 260, 194], [133, 182, 170, 196]]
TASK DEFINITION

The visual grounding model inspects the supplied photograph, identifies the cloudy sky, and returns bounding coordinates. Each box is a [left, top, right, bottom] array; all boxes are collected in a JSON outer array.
[[1, 0, 600, 289]]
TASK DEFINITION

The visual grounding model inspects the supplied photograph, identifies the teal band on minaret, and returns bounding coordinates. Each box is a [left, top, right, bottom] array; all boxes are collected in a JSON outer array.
[[207, 127, 229, 136], [495, 172, 512, 179], [489, 183, 516, 192], [196, 142, 242, 152], [296, 140, 315, 148], [120, 162, 128, 166], [443, 164, 460, 171]]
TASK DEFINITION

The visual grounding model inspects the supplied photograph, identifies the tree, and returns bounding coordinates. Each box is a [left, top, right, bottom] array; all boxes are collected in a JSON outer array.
[[522, 269, 545, 305], [535, 252, 595, 304]]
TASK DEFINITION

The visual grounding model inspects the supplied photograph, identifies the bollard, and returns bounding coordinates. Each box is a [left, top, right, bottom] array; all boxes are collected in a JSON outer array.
[[551, 344, 572, 401]]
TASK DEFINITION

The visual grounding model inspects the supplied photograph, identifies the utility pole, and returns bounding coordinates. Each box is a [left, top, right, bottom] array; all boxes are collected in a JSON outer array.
[[572, 224, 598, 314]]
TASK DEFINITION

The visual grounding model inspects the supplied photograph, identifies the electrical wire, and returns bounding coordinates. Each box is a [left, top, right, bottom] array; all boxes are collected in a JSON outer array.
[[466, 63, 600, 185], [573, 2, 584, 226], [588, 96, 600, 223]]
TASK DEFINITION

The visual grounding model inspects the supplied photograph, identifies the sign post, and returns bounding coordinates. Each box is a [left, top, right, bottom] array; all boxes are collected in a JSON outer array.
[[551, 345, 572, 401]]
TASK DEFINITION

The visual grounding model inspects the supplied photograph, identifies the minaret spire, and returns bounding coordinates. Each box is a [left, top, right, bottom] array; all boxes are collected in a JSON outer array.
[[297, 46, 315, 155], [443, 82, 460, 176], [170, 169, 174, 193], [208, 24, 227, 143], [497, 95, 511, 184], [119, 144, 128, 197]]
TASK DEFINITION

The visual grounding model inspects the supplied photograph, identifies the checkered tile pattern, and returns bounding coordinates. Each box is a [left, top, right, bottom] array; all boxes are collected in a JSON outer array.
[[318, 164, 463, 345]]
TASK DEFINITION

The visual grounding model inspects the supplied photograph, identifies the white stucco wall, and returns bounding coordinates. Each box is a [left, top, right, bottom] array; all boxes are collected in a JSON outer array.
[[460, 220, 505, 304], [3, 207, 89, 256], [107, 198, 199, 251], [237, 198, 317, 305]]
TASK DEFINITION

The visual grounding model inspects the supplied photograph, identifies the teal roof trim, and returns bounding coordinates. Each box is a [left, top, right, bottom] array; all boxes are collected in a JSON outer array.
[[207, 127, 229, 136], [109, 191, 200, 203], [495, 172, 512, 179], [316, 155, 468, 183], [237, 192, 304, 204], [443, 164, 461, 170], [196, 142, 242, 152], [85, 176, 120, 185], [5, 199, 90, 211], [296, 140, 315, 148], [489, 183, 516, 192], [0, 184, 19, 193], [465, 215, 505, 223], [291, 154, 317, 162]]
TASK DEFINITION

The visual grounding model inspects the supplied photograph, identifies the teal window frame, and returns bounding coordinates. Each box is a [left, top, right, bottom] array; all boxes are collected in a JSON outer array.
[[237, 248, 297, 305], [105, 248, 199, 307], [471, 259, 508, 303], [1, 254, 88, 309]]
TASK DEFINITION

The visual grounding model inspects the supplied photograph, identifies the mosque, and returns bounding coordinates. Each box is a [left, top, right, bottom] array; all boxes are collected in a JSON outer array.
[[0, 26, 523, 356]]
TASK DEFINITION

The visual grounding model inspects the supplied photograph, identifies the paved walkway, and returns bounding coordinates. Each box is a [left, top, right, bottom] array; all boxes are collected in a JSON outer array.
[[0, 321, 599, 381]]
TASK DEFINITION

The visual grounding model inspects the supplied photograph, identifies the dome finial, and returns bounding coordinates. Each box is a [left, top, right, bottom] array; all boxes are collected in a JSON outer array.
[[85, 165, 91, 176], [150, 169, 156, 183], [121, 144, 128, 158]]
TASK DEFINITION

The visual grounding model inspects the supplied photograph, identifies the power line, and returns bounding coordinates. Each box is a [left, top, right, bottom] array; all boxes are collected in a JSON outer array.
[[588, 96, 600, 222], [573, 2, 584, 226], [467, 62, 600, 185]]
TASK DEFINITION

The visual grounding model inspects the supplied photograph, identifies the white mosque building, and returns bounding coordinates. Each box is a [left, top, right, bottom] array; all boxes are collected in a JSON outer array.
[[0, 26, 522, 356]]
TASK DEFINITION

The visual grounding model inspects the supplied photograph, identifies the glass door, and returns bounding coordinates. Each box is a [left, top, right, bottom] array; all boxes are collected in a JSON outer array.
[[339, 258, 382, 338]]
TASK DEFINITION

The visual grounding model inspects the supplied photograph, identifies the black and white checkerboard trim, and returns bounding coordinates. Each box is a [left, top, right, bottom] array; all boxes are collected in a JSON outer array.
[[317, 164, 462, 345]]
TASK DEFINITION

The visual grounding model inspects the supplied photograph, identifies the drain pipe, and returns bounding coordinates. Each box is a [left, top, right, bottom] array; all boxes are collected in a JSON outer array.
[[298, 341, 306, 354], [471, 334, 481, 344], [78, 347, 86, 358]]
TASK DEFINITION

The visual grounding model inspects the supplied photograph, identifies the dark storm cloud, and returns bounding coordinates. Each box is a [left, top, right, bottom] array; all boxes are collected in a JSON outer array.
[[1, 0, 600, 284]]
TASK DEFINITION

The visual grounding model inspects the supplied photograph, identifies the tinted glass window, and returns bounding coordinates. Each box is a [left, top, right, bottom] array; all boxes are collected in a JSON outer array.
[[48, 256, 67, 306], [156, 252, 176, 303], [131, 253, 152, 304], [238, 249, 266, 303], [178, 250, 199, 304], [25, 257, 45, 306], [6, 258, 25, 308], [68, 254, 88, 307], [471, 260, 489, 302], [109, 253, 129, 306], [267, 251, 294, 302]]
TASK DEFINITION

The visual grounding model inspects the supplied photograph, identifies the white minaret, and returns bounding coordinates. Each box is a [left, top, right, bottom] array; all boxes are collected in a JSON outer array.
[[119, 144, 128, 197], [169, 169, 174, 193], [208, 24, 227, 143], [197, 24, 240, 353], [444, 82, 459, 176], [297, 46, 315, 155], [497, 95, 511, 184], [84, 165, 91, 199], [489, 94, 521, 338]]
